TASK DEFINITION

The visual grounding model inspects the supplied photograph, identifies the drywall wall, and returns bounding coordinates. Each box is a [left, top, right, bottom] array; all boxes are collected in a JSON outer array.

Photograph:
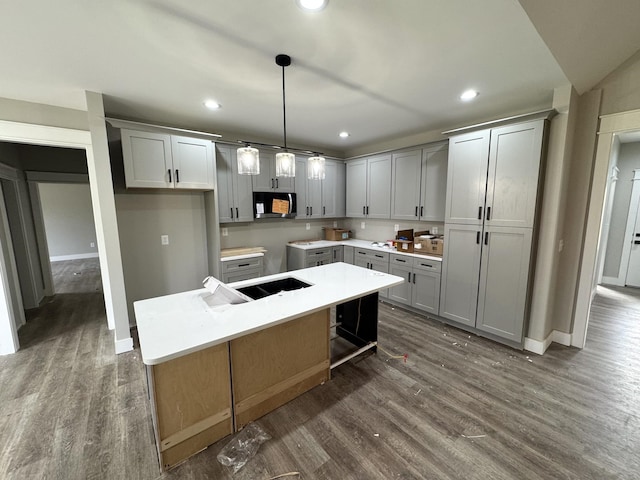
[[603, 142, 640, 277], [0, 96, 88, 131], [115, 192, 209, 323], [597, 49, 640, 116], [341, 218, 445, 245], [220, 218, 339, 275], [38, 183, 97, 260]]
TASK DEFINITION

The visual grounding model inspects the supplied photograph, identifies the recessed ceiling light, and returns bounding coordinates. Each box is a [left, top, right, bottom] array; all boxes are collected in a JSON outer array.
[[296, 0, 328, 12], [339, 131, 350, 138], [204, 100, 221, 110], [460, 90, 479, 101]]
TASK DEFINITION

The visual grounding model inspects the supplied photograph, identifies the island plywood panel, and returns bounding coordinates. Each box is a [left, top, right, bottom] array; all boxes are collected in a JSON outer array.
[[151, 343, 233, 470], [230, 309, 330, 429]]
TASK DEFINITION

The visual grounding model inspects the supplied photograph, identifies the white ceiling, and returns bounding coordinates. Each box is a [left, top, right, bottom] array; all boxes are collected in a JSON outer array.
[[0, 1, 637, 156]]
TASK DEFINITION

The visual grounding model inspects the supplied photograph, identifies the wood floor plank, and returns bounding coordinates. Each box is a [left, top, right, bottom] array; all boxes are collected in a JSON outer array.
[[1, 260, 639, 479]]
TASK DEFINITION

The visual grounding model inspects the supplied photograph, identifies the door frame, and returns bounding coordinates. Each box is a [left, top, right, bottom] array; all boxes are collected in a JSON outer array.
[[0, 118, 132, 355], [621, 169, 640, 285], [573, 108, 640, 348]]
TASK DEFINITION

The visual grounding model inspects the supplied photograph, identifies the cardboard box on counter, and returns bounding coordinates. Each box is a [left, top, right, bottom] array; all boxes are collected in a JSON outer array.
[[394, 229, 414, 253], [414, 230, 444, 256], [323, 228, 351, 241]]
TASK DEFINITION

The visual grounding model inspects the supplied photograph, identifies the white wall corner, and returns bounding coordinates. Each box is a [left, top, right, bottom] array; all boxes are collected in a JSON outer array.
[[524, 332, 553, 355], [552, 84, 574, 113], [115, 336, 134, 354]]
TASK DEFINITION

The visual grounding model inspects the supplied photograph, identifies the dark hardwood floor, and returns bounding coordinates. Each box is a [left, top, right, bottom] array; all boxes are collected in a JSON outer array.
[[1, 262, 639, 479]]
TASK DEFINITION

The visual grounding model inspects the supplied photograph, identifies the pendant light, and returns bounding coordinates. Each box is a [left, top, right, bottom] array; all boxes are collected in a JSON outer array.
[[308, 153, 325, 180], [237, 143, 260, 175], [275, 54, 296, 178]]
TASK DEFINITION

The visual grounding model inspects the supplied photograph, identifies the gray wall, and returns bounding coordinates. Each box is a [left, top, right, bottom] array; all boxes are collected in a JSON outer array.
[[39, 183, 98, 260], [115, 192, 209, 322], [342, 218, 444, 245], [603, 141, 640, 277]]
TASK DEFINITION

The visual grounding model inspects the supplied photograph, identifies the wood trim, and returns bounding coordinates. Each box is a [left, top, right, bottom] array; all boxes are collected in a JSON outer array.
[[441, 109, 555, 135], [160, 409, 232, 452], [234, 361, 329, 415], [0, 120, 91, 147], [599, 108, 640, 134]]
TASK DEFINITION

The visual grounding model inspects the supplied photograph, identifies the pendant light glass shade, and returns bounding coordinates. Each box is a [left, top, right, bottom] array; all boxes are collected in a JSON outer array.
[[237, 146, 260, 175], [307, 155, 325, 180], [275, 152, 296, 177]]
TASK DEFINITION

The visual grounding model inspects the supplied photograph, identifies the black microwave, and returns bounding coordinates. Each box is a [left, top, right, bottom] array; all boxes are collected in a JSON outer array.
[[253, 192, 297, 219]]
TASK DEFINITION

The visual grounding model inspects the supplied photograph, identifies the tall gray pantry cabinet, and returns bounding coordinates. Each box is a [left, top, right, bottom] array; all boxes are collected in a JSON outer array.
[[439, 119, 546, 346]]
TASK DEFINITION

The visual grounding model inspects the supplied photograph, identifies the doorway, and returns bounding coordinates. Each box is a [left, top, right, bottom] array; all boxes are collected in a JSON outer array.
[[575, 111, 640, 348]]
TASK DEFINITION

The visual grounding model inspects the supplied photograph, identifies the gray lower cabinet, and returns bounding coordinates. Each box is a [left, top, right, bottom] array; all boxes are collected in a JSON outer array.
[[343, 245, 354, 264], [287, 246, 332, 271], [221, 256, 264, 283], [388, 254, 441, 314], [353, 248, 389, 298], [440, 223, 533, 344], [476, 226, 533, 342], [332, 246, 343, 263]]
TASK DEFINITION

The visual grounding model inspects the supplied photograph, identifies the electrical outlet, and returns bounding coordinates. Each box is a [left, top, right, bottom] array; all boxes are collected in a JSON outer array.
[[361, 222, 366, 229], [394, 224, 399, 232], [432, 226, 438, 235], [161, 235, 169, 245], [221, 228, 228, 237], [333, 221, 338, 228], [90, 242, 95, 248], [306, 223, 311, 230], [558, 239, 564, 252]]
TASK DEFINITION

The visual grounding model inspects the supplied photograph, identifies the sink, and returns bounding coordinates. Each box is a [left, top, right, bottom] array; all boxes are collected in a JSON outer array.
[[236, 277, 312, 300]]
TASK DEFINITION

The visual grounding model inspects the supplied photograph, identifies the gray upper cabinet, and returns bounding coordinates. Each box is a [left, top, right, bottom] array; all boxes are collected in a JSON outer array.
[[445, 129, 490, 225], [296, 158, 345, 219], [121, 129, 214, 190], [346, 154, 391, 218], [216, 145, 253, 223], [439, 223, 482, 327], [485, 121, 544, 228], [391, 150, 422, 220], [476, 226, 533, 343], [252, 151, 295, 192], [420, 144, 448, 222], [391, 144, 448, 222], [323, 160, 346, 218]]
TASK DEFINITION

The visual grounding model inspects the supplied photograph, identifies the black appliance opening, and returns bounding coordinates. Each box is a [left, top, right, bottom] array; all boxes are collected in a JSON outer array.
[[236, 277, 311, 300]]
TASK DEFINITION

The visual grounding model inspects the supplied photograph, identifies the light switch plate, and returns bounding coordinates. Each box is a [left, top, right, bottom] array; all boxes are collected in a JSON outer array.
[[394, 224, 399, 232], [361, 222, 366, 229], [161, 235, 169, 245], [333, 221, 338, 228], [306, 223, 311, 230], [222, 228, 228, 237]]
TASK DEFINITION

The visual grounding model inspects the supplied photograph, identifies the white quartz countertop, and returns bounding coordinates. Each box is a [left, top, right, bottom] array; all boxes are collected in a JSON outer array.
[[134, 262, 404, 365], [288, 238, 442, 262]]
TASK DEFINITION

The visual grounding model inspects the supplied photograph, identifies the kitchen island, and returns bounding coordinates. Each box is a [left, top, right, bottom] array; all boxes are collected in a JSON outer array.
[[134, 262, 403, 470]]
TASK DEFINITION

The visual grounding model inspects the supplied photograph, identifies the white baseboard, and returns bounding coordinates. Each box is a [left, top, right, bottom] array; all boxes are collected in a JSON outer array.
[[601, 276, 624, 286], [115, 337, 134, 354], [524, 329, 573, 355], [50, 253, 99, 262]]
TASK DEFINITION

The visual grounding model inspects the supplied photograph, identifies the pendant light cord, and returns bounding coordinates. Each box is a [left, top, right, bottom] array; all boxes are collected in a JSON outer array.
[[281, 64, 288, 151]]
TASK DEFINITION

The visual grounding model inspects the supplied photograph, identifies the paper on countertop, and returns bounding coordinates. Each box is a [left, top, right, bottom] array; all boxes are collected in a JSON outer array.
[[202, 276, 251, 306]]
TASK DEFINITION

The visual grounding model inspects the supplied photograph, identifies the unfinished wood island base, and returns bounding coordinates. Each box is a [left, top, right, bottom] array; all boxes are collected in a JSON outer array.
[[134, 263, 403, 471]]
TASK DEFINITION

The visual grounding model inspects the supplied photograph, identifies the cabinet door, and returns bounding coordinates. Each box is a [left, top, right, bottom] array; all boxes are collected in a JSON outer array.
[[346, 159, 367, 217], [307, 178, 322, 219], [389, 264, 412, 305], [366, 154, 392, 219], [369, 259, 389, 298], [216, 146, 235, 223], [343, 246, 354, 264], [171, 136, 214, 189], [295, 158, 308, 217], [252, 151, 275, 192], [439, 224, 482, 327], [332, 246, 343, 263], [232, 159, 254, 222], [121, 129, 173, 188], [476, 226, 532, 343], [354, 250, 369, 269], [412, 270, 440, 315], [274, 163, 295, 192], [445, 130, 490, 225], [391, 150, 422, 220], [420, 144, 448, 222], [485, 120, 544, 228], [323, 161, 345, 218]]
